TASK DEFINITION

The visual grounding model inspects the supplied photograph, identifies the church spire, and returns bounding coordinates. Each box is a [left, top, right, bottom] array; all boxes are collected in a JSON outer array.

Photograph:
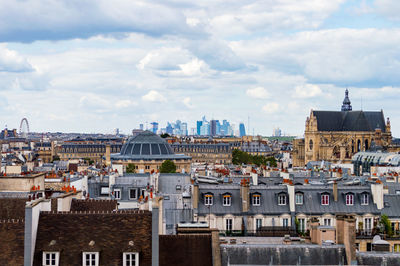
[[341, 89, 352, 111]]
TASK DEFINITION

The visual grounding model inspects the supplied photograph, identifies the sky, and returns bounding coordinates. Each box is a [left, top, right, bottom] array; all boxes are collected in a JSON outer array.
[[0, 0, 400, 136]]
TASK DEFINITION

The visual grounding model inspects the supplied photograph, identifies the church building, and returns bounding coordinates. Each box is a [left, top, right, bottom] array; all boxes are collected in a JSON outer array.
[[292, 90, 392, 167]]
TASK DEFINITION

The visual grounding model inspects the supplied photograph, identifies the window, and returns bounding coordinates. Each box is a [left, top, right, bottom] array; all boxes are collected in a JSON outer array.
[[252, 194, 261, 206], [226, 218, 233, 231], [82, 252, 99, 266], [123, 252, 139, 266], [282, 218, 289, 227], [324, 218, 331, 226], [256, 218, 262, 230], [365, 218, 372, 232], [223, 194, 231, 206], [114, 189, 121, 200], [321, 194, 329, 205], [43, 252, 59, 266], [145, 165, 150, 170], [394, 244, 400, 253], [278, 194, 286, 205], [204, 194, 213, 205], [361, 193, 369, 205], [346, 194, 354, 205], [295, 193, 303, 205], [298, 218, 305, 232], [100, 187, 109, 195], [129, 189, 137, 200]]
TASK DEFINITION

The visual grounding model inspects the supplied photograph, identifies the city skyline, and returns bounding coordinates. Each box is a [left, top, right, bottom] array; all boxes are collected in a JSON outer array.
[[0, 1, 400, 136]]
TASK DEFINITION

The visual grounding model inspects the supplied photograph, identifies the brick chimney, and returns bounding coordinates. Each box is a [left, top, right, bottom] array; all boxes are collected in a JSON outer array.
[[336, 214, 356, 265], [193, 184, 199, 210], [105, 145, 111, 166]]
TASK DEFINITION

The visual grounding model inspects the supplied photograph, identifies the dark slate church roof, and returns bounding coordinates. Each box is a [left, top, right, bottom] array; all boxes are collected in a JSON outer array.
[[312, 110, 386, 132]]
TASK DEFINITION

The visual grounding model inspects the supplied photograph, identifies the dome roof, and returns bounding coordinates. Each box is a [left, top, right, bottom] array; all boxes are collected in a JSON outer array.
[[119, 131, 174, 156]]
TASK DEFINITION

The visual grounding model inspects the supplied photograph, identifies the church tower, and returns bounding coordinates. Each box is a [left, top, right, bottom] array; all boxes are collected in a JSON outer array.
[[341, 89, 352, 111]]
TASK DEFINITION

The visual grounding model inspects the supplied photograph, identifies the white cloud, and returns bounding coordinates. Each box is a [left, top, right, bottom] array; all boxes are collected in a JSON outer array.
[[115, 99, 136, 108], [183, 97, 194, 109], [142, 90, 166, 102], [246, 87, 270, 99], [0, 45, 33, 72], [294, 84, 322, 98], [374, 0, 400, 21], [262, 102, 280, 114]]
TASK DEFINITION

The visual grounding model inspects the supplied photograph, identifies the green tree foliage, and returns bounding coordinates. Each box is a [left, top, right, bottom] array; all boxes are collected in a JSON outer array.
[[380, 214, 393, 236], [51, 155, 60, 162], [126, 163, 136, 173], [160, 133, 170, 138], [232, 149, 277, 167], [160, 160, 176, 173]]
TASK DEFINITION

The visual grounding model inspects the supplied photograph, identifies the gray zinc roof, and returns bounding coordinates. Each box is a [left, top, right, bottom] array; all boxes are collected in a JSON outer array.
[[295, 186, 380, 215]]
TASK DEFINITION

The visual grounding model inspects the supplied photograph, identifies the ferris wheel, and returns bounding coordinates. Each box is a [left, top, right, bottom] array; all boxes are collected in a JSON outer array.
[[19, 118, 30, 138]]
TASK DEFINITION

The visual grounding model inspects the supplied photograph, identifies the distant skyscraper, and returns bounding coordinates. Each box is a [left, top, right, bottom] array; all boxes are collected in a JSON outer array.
[[200, 121, 210, 136], [166, 123, 173, 135], [210, 120, 217, 136], [239, 123, 246, 137], [273, 127, 282, 137], [139, 124, 144, 131], [114, 128, 120, 135], [181, 122, 188, 136], [150, 122, 159, 134], [196, 121, 203, 135]]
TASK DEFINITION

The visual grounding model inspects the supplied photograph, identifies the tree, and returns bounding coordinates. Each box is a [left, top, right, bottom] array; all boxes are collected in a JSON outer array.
[[126, 163, 136, 173], [160, 133, 170, 138], [380, 214, 393, 237], [51, 155, 60, 162], [160, 160, 176, 173]]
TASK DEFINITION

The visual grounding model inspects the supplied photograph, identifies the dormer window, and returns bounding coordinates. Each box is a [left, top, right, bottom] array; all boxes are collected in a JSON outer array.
[[295, 193, 303, 205], [321, 193, 329, 205], [204, 194, 213, 205], [223, 193, 231, 206], [346, 193, 354, 205], [43, 252, 59, 266], [123, 252, 139, 266], [252, 194, 261, 206], [278, 194, 286, 205], [361, 193, 369, 205], [83, 252, 99, 266]]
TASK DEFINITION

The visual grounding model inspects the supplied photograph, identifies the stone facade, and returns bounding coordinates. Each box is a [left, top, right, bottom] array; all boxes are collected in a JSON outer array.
[[293, 91, 392, 167]]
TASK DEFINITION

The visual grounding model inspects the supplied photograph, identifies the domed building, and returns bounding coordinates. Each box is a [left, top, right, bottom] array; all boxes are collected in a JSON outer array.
[[110, 131, 191, 173]]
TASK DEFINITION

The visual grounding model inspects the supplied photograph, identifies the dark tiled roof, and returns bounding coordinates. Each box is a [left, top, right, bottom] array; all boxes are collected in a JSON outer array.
[[159, 235, 212, 266], [312, 110, 386, 132], [33, 211, 152, 266], [70, 199, 117, 212], [0, 198, 27, 219], [0, 220, 25, 265]]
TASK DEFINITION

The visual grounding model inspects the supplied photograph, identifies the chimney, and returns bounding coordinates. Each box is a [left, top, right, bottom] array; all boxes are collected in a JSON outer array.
[[333, 182, 338, 202], [193, 184, 199, 209], [105, 145, 111, 166], [152, 200, 160, 266], [336, 215, 356, 265], [240, 179, 250, 213], [371, 182, 384, 209], [251, 172, 258, 186]]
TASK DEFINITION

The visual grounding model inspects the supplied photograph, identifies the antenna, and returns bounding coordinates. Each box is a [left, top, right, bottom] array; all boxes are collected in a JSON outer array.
[[361, 96, 363, 110]]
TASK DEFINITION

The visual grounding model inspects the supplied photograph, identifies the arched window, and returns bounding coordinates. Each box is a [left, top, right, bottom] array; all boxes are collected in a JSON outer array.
[[333, 146, 340, 159], [352, 140, 354, 153], [309, 139, 313, 150], [357, 140, 361, 152], [365, 139, 369, 151]]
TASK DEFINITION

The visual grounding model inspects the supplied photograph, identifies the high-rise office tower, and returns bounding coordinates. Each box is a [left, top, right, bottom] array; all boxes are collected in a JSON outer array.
[[239, 123, 246, 137]]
